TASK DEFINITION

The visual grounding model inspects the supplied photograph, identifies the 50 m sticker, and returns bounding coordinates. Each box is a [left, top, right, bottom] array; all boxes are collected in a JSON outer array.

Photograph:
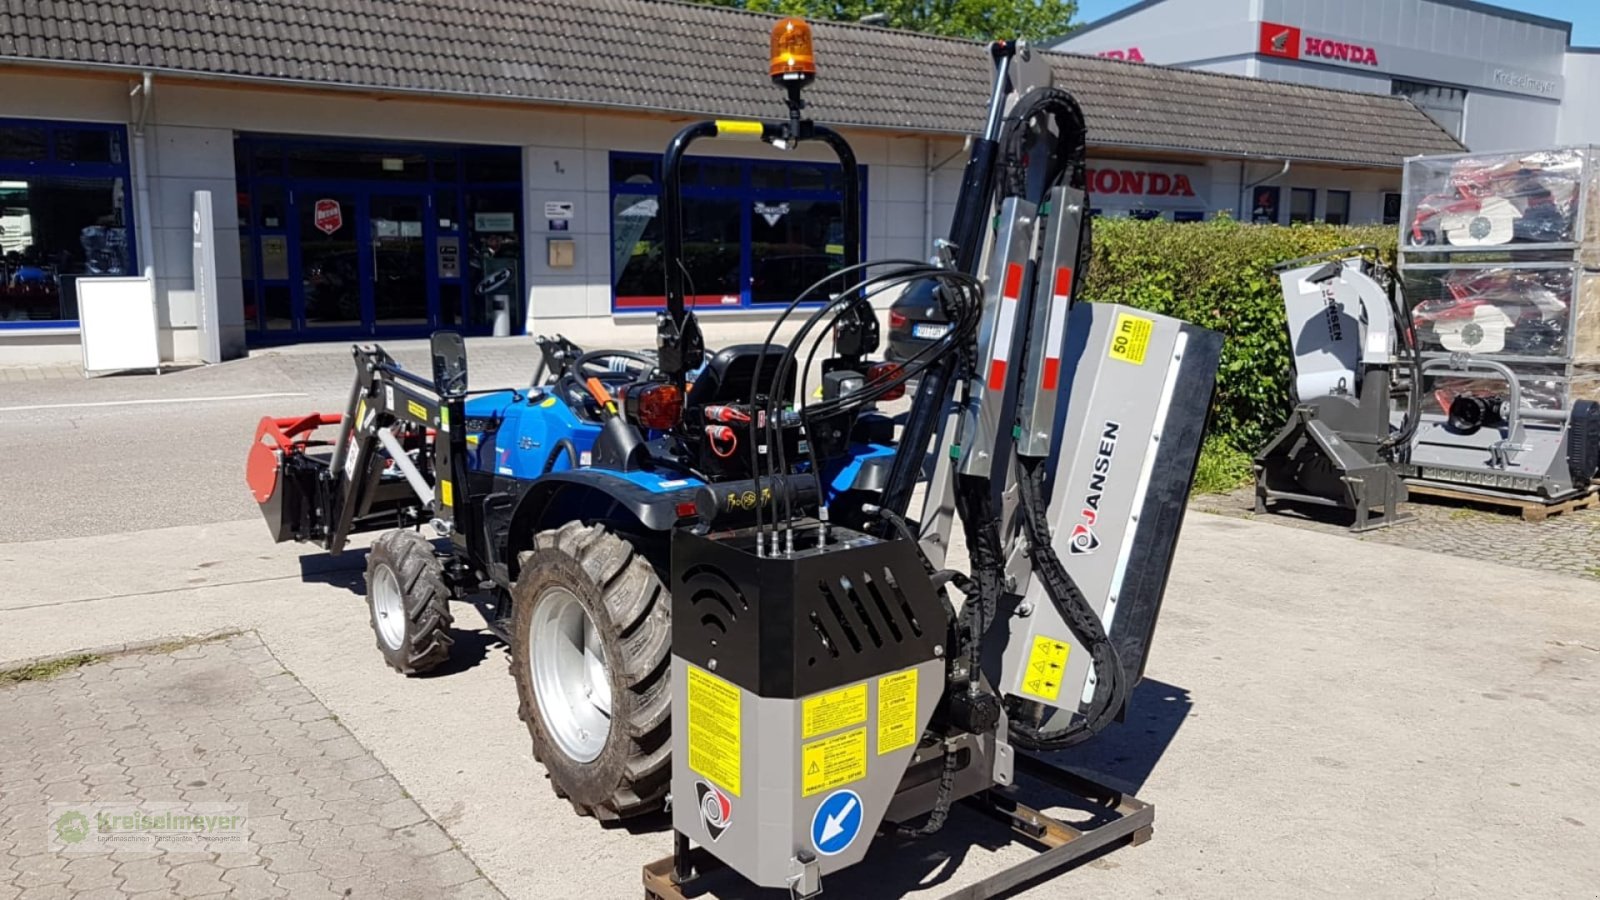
[[1110, 313, 1153, 365]]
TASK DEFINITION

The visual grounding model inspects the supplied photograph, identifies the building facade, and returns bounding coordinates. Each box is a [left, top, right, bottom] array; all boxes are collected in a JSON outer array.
[[1050, 0, 1596, 152], [0, 0, 1462, 365]]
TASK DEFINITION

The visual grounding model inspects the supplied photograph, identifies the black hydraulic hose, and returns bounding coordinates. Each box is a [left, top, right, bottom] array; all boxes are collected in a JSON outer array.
[[540, 439, 579, 476], [1380, 268, 1424, 460], [1006, 457, 1128, 751]]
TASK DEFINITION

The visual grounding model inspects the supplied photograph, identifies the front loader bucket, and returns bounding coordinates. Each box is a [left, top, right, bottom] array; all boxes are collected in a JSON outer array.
[[247, 413, 341, 543]]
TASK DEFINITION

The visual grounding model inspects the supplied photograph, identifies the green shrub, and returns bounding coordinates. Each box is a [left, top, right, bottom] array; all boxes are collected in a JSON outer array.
[[1081, 217, 1395, 453], [1191, 435, 1254, 495]]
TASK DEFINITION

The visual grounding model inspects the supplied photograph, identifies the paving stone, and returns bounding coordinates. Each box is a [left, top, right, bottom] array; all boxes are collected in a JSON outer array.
[[0, 634, 505, 900], [1194, 488, 1600, 582]]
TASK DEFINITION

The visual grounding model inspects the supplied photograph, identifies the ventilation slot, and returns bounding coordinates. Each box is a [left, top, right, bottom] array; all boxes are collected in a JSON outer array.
[[682, 564, 748, 611], [881, 567, 924, 636], [838, 576, 884, 648], [817, 580, 864, 653], [809, 611, 840, 659], [861, 572, 904, 643]]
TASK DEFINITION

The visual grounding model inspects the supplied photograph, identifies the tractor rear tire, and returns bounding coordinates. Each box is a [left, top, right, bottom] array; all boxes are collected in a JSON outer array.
[[365, 530, 455, 675], [510, 522, 671, 822]]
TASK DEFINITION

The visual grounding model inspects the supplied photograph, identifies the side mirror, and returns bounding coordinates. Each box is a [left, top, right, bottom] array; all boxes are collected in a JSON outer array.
[[431, 331, 468, 398]]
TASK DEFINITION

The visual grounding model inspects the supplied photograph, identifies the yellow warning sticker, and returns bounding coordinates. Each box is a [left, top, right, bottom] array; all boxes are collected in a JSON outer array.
[[1021, 635, 1071, 702], [439, 407, 450, 433], [438, 480, 453, 508], [688, 666, 742, 796], [407, 399, 428, 420], [876, 669, 918, 755], [801, 728, 867, 797], [1110, 312, 1154, 366], [802, 683, 867, 739]]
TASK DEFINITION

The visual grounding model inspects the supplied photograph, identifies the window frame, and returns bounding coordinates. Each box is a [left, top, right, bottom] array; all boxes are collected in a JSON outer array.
[[607, 150, 868, 313], [1289, 187, 1317, 225], [1323, 190, 1352, 225], [0, 118, 137, 330]]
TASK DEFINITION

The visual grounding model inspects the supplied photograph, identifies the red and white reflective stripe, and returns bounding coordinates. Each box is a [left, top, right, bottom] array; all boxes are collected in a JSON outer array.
[[1041, 267, 1074, 391], [986, 262, 1024, 391]]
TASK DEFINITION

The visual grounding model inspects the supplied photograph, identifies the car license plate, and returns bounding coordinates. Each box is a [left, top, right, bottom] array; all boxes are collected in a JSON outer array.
[[912, 322, 950, 339]]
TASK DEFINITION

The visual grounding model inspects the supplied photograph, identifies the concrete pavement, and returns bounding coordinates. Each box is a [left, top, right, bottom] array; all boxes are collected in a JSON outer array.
[[3, 511, 1597, 898]]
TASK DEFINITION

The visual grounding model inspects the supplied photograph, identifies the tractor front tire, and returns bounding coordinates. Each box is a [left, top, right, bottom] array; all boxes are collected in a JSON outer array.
[[365, 530, 455, 675], [510, 522, 671, 822]]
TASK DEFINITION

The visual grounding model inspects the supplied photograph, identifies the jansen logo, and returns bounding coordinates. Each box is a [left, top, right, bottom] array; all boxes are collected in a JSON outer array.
[[1070, 422, 1121, 555], [313, 198, 343, 235], [696, 781, 732, 841]]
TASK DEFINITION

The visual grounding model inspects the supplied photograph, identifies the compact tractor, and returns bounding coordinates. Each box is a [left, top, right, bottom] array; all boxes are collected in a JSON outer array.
[[248, 19, 1222, 897]]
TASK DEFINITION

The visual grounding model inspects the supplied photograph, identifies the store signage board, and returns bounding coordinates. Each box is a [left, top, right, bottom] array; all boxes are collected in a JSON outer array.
[[475, 212, 516, 233], [1086, 160, 1209, 213], [78, 276, 159, 376], [1253, 19, 1562, 98], [314, 198, 342, 235], [192, 191, 222, 365]]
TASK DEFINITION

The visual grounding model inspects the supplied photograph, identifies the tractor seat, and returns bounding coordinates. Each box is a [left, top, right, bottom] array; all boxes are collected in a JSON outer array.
[[686, 344, 797, 411]]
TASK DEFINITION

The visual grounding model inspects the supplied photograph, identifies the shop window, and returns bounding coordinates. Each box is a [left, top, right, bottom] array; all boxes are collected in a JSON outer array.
[[1249, 187, 1279, 224], [55, 129, 119, 165], [608, 152, 864, 311], [1324, 190, 1351, 225], [1174, 210, 1205, 223], [1382, 192, 1403, 226], [1129, 209, 1162, 221], [1289, 188, 1316, 224], [0, 127, 48, 162], [0, 119, 135, 327], [462, 148, 521, 183], [750, 199, 844, 305], [1393, 79, 1466, 140]]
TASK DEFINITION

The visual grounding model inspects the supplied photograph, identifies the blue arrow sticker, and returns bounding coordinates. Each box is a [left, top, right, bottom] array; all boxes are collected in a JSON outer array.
[[810, 789, 863, 857]]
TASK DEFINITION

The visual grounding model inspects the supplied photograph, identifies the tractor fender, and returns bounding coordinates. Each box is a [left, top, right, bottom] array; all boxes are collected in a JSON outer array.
[[502, 470, 700, 579]]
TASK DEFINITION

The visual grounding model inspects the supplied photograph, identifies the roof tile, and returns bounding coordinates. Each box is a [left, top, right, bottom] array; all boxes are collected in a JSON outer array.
[[0, 0, 1462, 166]]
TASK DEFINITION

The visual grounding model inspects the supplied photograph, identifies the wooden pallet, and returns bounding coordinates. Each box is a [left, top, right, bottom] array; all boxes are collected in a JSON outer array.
[[1405, 482, 1600, 523]]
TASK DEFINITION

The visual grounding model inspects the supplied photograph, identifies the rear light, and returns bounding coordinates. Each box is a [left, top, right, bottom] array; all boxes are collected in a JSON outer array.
[[866, 361, 905, 402], [623, 382, 683, 430], [675, 500, 699, 520], [888, 309, 908, 330]]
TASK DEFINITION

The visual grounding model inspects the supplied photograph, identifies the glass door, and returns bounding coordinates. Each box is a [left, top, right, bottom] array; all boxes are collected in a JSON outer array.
[[298, 191, 361, 330], [369, 193, 430, 327]]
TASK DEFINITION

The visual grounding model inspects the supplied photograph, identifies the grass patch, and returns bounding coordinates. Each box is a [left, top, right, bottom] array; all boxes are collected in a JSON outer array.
[[1192, 437, 1254, 495], [0, 654, 102, 687]]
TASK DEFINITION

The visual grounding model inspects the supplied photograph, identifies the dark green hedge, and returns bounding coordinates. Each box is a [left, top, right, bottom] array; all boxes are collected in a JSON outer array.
[[1080, 217, 1396, 451]]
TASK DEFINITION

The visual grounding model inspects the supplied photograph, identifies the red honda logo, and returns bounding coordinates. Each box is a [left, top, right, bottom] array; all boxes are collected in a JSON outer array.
[[313, 198, 343, 235], [1258, 21, 1301, 60]]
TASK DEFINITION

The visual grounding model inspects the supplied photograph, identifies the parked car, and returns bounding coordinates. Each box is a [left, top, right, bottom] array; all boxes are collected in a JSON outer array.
[[884, 279, 950, 366]]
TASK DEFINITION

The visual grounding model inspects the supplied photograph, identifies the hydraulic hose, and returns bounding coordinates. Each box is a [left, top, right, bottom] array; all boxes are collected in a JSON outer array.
[[1006, 457, 1128, 751]]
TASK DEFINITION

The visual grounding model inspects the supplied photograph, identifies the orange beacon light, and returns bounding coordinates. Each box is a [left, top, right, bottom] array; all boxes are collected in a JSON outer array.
[[769, 17, 816, 85]]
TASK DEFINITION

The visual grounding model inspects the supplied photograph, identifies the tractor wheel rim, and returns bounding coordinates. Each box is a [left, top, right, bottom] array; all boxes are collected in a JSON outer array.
[[372, 564, 406, 652], [529, 585, 612, 764]]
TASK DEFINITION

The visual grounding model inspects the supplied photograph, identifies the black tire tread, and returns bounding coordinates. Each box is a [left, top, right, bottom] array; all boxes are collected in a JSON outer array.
[[510, 523, 671, 821], [366, 530, 455, 675]]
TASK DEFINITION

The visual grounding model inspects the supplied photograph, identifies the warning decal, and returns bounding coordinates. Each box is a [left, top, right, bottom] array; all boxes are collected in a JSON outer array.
[[1110, 313, 1154, 366], [1021, 635, 1071, 701], [876, 669, 918, 755], [688, 666, 742, 796], [801, 728, 867, 797], [407, 399, 428, 421], [802, 684, 867, 739], [438, 480, 453, 508]]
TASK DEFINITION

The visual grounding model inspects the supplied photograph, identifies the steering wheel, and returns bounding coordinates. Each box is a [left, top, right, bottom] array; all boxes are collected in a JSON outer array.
[[556, 349, 657, 418]]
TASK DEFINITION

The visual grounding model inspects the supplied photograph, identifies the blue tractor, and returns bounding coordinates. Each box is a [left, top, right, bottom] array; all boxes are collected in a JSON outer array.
[[246, 75, 915, 822]]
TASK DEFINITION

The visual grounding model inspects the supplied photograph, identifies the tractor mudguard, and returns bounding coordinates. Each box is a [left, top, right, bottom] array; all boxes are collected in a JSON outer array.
[[502, 469, 704, 578]]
